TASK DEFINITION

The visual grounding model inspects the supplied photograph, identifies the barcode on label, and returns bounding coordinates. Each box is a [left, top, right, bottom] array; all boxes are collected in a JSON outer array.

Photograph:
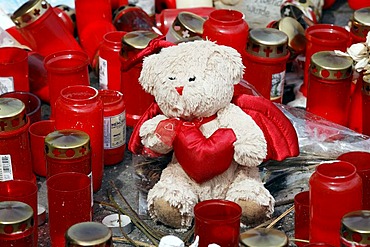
[[0, 155, 13, 181]]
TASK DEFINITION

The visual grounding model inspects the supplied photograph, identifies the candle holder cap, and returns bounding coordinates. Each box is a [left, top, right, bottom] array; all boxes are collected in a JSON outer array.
[[310, 51, 353, 80], [0, 201, 34, 235], [11, 0, 51, 28], [0, 98, 27, 132]]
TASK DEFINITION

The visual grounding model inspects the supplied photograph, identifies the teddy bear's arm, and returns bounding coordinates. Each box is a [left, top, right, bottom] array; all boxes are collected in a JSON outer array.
[[139, 114, 173, 154], [217, 104, 268, 167]]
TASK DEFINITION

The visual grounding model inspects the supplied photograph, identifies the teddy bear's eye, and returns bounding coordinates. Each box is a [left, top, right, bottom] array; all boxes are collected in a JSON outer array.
[[189, 76, 196, 82], [168, 77, 176, 80]]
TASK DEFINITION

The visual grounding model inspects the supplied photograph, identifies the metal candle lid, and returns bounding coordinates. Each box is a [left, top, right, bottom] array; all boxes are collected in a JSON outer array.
[[121, 30, 159, 58], [362, 74, 370, 96], [310, 51, 353, 80], [0, 201, 34, 235], [341, 210, 370, 245], [171, 12, 205, 40], [246, 28, 289, 58], [274, 17, 306, 57], [0, 98, 26, 132], [351, 7, 370, 39], [11, 0, 51, 28], [65, 222, 113, 246], [45, 129, 90, 159], [240, 228, 289, 247]]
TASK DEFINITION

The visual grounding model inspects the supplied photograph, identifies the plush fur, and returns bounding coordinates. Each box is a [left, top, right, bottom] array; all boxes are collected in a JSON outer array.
[[138, 40, 274, 229]]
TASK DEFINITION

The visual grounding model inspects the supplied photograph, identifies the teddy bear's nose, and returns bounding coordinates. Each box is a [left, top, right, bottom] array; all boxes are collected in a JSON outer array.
[[176, 86, 184, 95]]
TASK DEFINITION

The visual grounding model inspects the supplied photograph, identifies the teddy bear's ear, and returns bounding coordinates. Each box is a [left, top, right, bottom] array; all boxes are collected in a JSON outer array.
[[210, 43, 245, 85], [139, 54, 160, 94]]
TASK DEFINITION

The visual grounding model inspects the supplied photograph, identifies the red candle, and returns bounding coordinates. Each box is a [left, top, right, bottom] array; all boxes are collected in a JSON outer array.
[[309, 161, 363, 246], [120, 31, 157, 127], [113, 6, 155, 33], [99, 89, 126, 166], [349, 7, 370, 44], [0, 201, 34, 247], [301, 24, 350, 97], [306, 51, 353, 127], [243, 28, 290, 103], [348, 0, 369, 10], [0, 98, 34, 183], [54, 85, 104, 192], [28, 52, 49, 103], [362, 74, 370, 136], [340, 210, 370, 246], [194, 199, 241, 247], [11, 0, 82, 57], [0, 47, 29, 93], [202, 9, 249, 57], [98, 31, 127, 91], [45, 129, 91, 178], [44, 50, 90, 119]]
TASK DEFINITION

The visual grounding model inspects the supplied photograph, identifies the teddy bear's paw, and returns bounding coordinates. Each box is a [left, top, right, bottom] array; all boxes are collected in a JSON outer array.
[[237, 199, 272, 225], [152, 198, 193, 229]]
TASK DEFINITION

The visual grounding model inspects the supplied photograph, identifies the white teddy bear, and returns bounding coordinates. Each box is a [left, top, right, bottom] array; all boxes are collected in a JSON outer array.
[[129, 40, 299, 229]]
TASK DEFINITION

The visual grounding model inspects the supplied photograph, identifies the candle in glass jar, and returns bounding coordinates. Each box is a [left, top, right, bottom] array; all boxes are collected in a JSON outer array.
[[340, 210, 370, 247]]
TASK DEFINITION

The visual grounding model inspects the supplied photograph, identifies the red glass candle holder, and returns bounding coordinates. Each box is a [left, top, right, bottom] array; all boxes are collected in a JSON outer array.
[[28, 120, 56, 177], [75, 0, 112, 39], [0, 180, 38, 245], [98, 31, 127, 91], [337, 151, 370, 210], [348, 0, 369, 10], [53, 6, 75, 36], [99, 89, 126, 166], [54, 85, 104, 192], [301, 24, 351, 97], [0, 47, 29, 93], [79, 20, 117, 64], [194, 199, 241, 247], [45, 129, 91, 178], [0, 98, 34, 183], [348, 72, 363, 133], [362, 75, 370, 136], [47, 172, 92, 247], [349, 8, 370, 44], [243, 28, 290, 103], [0, 201, 34, 247], [44, 50, 90, 118], [155, 7, 214, 35], [306, 51, 353, 127], [120, 31, 158, 127], [202, 9, 249, 56], [309, 161, 362, 247], [28, 52, 49, 103], [0, 91, 41, 124], [11, 0, 82, 57], [294, 191, 310, 247], [113, 6, 155, 33]]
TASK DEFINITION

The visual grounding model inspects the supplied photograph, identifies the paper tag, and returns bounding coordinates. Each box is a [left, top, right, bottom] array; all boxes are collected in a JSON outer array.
[[103, 112, 126, 149], [98, 56, 108, 90], [0, 155, 13, 181], [0, 77, 14, 94], [270, 70, 286, 101]]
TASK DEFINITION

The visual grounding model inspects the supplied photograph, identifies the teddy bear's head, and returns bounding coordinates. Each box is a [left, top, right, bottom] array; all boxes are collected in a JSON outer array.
[[139, 40, 244, 120]]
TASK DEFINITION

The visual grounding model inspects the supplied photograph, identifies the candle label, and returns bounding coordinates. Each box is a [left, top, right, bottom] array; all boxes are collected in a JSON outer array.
[[270, 71, 285, 101], [98, 57, 108, 90], [103, 112, 126, 149], [0, 77, 14, 94], [0, 155, 13, 181]]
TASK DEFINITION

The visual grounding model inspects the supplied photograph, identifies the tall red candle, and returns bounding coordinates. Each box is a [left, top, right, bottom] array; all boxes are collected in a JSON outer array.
[[349, 7, 370, 44], [362, 74, 370, 136], [120, 31, 157, 127], [306, 51, 353, 127], [243, 28, 290, 103], [99, 89, 126, 166], [0, 98, 34, 183], [309, 161, 362, 246], [98, 31, 127, 91], [54, 85, 104, 192], [11, 0, 82, 57]]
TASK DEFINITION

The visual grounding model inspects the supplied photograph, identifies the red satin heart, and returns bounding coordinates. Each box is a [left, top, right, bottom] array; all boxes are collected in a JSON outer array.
[[173, 125, 236, 184]]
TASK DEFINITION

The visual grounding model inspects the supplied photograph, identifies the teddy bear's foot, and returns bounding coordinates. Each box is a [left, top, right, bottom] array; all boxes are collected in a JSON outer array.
[[152, 198, 188, 229], [237, 198, 272, 225]]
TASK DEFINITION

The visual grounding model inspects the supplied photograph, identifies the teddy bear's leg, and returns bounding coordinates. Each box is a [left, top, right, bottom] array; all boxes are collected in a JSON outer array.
[[147, 162, 198, 229], [226, 166, 275, 225]]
